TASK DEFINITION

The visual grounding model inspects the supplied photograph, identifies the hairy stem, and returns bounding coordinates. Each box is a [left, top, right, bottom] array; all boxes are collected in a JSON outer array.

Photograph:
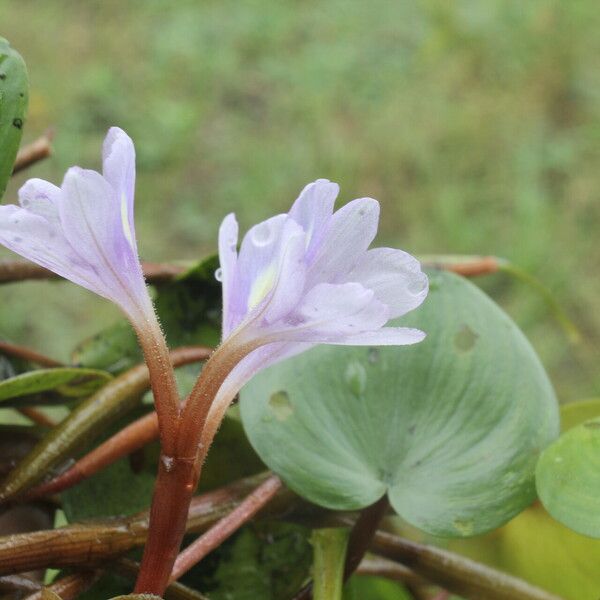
[[134, 315, 181, 455], [135, 338, 257, 596]]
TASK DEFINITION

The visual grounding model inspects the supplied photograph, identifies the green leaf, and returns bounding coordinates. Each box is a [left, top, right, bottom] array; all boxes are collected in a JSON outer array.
[[0, 367, 112, 405], [0, 37, 29, 199], [241, 270, 559, 537], [72, 320, 142, 373], [449, 502, 600, 600], [343, 576, 413, 600], [0, 363, 151, 500], [183, 522, 312, 600], [534, 399, 600, 538], [73, 256, 221, 372], [61, 437, 157, 520], [536, 418, 600, 538]]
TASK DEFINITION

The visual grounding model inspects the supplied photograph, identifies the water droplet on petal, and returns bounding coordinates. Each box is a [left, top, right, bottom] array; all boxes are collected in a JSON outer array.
[[214, 267, 223, 282], [344, 361, 367, 397], [250, 221, 274, 247], [12, 236, 22, 243]]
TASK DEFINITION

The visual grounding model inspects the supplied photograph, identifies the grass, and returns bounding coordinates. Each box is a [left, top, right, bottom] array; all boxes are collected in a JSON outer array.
[[0, 0, 599, 399]]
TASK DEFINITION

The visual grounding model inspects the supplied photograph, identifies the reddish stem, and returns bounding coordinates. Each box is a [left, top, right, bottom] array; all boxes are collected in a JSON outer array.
[[170, 474, 282, 582], [0, 260, 186, 285], [17, 407, 56, 428], [134, 318, 182, 456], [12, 132, 53, 175], [29, 411, 159, 498], [135, 338, 257, 596], [133, 455, 199, 594], [0, 340, 63, 367]]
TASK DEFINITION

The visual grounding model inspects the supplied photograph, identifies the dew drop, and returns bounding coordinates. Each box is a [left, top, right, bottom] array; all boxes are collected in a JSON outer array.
[[214, 267, 223, 282], [250, 221, 274, 247], [344, 361, 367, 397], [12, 236, 22, 243]]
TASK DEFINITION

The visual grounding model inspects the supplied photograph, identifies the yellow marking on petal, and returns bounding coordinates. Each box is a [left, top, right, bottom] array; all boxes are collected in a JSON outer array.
[[248, 263, 277, 310], [120, 192, 134, 247]]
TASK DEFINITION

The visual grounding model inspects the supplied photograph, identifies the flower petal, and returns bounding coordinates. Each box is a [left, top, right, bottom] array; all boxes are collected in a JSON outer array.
[[218, 213, 239, 338], [272, 282, 389, 342], [288, 179, 338, 260], [235, 215, 306, 325], [0, 204, 102, 294], [308, 198, 380, 284], [59, 166, 147, 314], [102, 127, 136, 248], [331, 327, 426, 346], [345, 248, 428, 318], [18, 179, 61, 224]]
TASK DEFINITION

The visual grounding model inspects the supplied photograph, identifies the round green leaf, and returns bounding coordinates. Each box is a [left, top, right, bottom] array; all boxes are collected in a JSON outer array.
[[240, 270, 559, 537], [536, 417, 600, 538]]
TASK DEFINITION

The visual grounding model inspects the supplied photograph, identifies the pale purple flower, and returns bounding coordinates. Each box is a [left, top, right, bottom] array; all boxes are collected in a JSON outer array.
[[220, 178, 428, 347], [203, 179, 429, 435], [0, 128, 153, 325]]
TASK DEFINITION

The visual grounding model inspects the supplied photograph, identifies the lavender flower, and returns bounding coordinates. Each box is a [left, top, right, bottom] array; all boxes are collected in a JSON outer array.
[[0, 128, 153, 326], [201, 179, 429, 441], [220, 178, 428, 348]]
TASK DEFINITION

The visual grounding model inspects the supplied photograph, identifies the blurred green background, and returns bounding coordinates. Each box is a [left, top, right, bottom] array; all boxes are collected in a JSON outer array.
[[0, 0, 598, 400]]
